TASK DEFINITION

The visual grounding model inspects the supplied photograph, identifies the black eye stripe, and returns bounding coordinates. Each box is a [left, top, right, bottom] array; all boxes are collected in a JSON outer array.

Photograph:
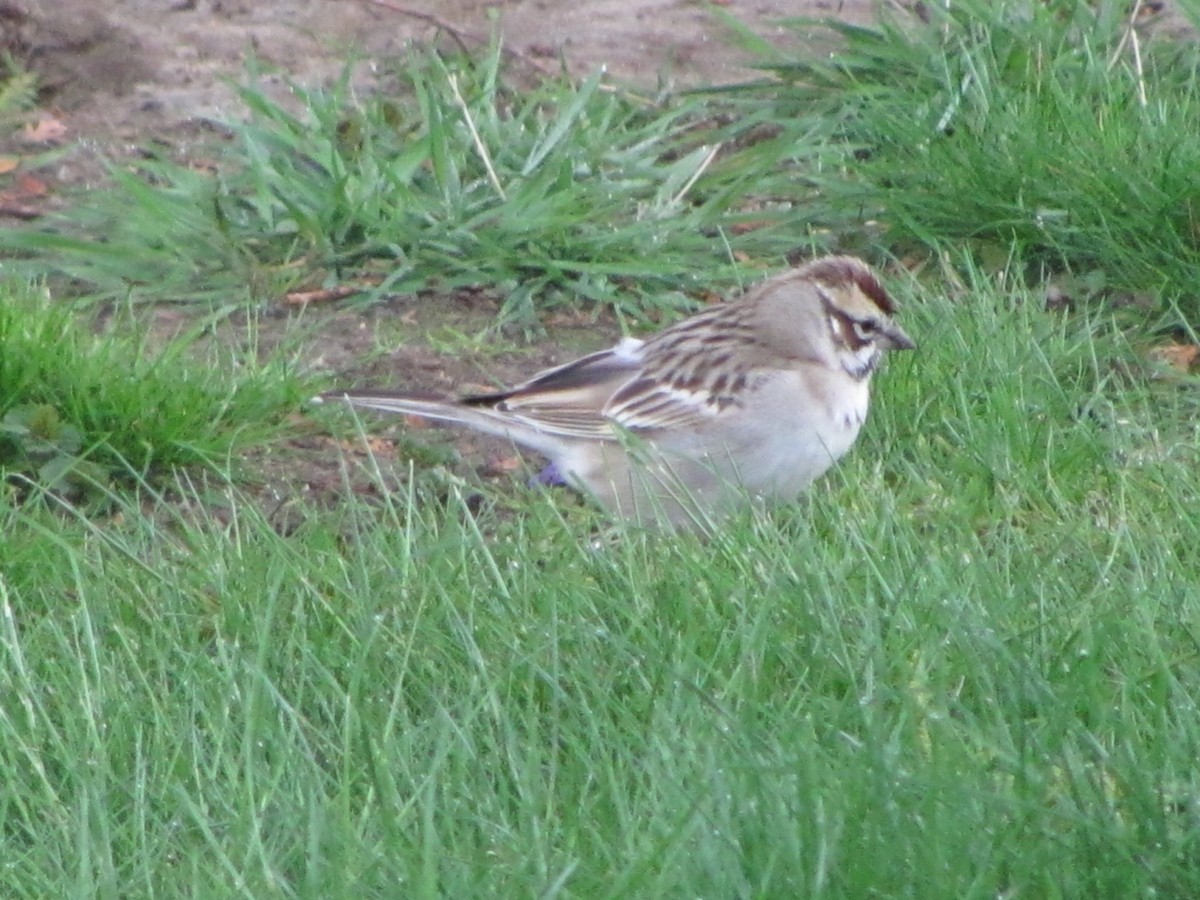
[[828, 308, 880, 350], [853, 319, 878, 337]]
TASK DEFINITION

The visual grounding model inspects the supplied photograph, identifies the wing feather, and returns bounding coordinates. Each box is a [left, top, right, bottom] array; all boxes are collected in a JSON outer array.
[[451, 336, 647, 441]]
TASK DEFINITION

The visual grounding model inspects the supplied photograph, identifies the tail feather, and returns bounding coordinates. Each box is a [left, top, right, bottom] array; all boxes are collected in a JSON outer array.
[[315, 390, 568, 458]]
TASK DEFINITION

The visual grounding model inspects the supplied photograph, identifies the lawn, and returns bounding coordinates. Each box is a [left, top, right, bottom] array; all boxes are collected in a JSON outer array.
[[3, 2, 1200, 896]]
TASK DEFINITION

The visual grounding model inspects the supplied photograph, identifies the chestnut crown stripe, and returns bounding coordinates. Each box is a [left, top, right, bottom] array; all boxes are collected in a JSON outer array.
[[805, 257, 896, 315]]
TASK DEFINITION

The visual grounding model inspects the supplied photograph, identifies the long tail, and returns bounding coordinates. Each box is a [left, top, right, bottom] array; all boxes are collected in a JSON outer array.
[[313, 390, 566, 458]]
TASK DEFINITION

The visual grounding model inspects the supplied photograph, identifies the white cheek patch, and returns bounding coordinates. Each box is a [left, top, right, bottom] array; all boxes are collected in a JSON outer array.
[[828, 314, 846, 342], [852, 344, 876, 366]]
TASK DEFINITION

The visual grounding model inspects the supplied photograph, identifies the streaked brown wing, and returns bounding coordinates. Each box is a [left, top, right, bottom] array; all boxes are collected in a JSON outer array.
[[462, 338, 645, 411]]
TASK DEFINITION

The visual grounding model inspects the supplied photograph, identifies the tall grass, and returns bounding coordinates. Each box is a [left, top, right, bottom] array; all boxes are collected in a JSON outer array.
[[0, 51, 835, 319], [0, 282, 304, 495], [10, 4, 1200, 323], [716, 0, 1200, 320], [3, 270, 1199, 896]]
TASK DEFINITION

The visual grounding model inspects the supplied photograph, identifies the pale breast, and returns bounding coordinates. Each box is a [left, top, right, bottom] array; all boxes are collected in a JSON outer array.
[[685, 368, 870, 499]]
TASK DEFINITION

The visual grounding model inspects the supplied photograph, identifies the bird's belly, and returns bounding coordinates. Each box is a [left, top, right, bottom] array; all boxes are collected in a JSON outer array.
[[710, 374, 869, 496], [553, 379, 870, 524], [743, 413, 863, 496]]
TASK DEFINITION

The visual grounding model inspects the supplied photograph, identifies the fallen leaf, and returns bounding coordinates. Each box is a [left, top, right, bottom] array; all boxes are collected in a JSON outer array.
[[545, 307, 599, 327], [187, 158, 221, 175], [0, 156, 20, 175], [283, 284, 362, 306], [480, 453, 523, 476], [14, 173, 47, 197], [336, 437, 398, 455], [1148, 342, 1200, 372], [729, 219, 771, 235], [21, 115, 69, 144]]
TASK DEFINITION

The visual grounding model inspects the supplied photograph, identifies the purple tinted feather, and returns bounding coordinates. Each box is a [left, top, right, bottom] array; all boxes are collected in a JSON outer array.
[[529, 462, 568, 488]]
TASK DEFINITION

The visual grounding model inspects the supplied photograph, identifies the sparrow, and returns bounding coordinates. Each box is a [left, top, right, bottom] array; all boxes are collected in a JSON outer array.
[[316, 255, 915, 527]]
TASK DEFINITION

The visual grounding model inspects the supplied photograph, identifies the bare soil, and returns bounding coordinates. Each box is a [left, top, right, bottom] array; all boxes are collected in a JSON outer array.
[[9, 0, 876, 181]]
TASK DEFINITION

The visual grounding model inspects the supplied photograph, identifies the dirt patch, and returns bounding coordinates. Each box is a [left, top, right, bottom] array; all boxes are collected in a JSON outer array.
[[7, 1, 1191, 164], [12, 0, 875, 145], [245, 290, 620, 525]]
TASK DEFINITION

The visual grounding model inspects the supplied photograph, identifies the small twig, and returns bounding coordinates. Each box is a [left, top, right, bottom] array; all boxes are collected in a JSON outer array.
[[358, 0, 558, 77], [359, 0, 472, 54], [447, 74, 506, 201], [669, 144, 722, 208], [283, 285, 363, 307]]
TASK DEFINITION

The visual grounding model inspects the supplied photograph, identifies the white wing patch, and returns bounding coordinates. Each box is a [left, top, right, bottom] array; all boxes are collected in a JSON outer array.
[[610, 336, 645, 362]]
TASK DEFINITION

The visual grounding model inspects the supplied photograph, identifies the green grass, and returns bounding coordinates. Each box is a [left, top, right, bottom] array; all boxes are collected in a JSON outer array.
[[0, 54, 37, 131], [0, 50, 838, 319], [0, 282, 305, 497], [13, 4, 1200, 322], [3, 269, 1200, 896], [713, 0, 1200, 320], [4, 2, 1200, 894]]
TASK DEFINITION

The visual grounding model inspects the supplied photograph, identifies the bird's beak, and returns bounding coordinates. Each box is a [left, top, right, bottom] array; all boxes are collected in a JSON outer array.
[[883, 323, 916, 351]]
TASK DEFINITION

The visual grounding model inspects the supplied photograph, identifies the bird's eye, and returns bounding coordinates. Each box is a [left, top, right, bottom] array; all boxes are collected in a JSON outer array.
[[854, 320, 879, 338]]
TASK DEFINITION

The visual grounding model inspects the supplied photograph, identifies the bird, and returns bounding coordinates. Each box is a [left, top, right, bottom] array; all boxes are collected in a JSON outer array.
[[316, 255, 915, 528]]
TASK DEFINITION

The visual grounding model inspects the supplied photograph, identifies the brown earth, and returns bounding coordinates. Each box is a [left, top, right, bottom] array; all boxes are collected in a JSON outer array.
[[8, 0, 877, 183]]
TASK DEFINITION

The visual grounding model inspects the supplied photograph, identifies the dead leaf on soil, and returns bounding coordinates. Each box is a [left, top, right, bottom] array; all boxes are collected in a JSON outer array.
[[1148, 341, 1200, 373], [284, 285, 363, 306], [479, 453, 523, 476], [14, 173, 48, 197], [187, 158, 222, 175], [337, 437, 397, 455], [0, 156, 20, 175], [545, 308, 599, 327], [21, 115, 69, 145], [729, 219, 771, 235], [0, 170, 51, 218]]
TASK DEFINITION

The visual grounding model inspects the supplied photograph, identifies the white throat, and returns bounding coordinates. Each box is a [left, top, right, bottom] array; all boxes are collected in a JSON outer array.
[[840, 344, 880, 380]]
